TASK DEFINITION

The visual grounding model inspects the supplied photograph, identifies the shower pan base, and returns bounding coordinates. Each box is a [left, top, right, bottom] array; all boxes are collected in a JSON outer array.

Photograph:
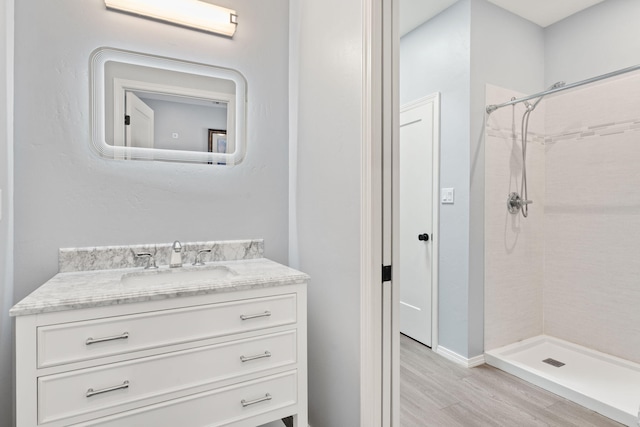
[[485, 335, 640, 426]]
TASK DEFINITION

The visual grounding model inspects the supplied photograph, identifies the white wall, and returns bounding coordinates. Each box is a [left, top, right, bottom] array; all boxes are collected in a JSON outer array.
[[545, 0, 640, 86], [291, 0, 364, 424], [400, 0, 472, 357], [13, 0, 290, 308], [0, 1, 14, 425]]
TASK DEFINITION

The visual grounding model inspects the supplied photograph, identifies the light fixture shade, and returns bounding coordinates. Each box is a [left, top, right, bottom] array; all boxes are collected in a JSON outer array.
[[105, 0, 238, 37]]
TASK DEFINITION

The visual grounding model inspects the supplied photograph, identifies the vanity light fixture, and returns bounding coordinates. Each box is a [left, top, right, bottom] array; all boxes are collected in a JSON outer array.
[[104, 0, 238, 37]]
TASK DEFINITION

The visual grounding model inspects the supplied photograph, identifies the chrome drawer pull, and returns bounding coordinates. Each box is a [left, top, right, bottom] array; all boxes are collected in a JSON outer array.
[[241, 393, 272, 407], [86, 380, 129, 398], [85, 332, 129, 345], [240, 351, 272, 363], [239, 311, 271, 321]]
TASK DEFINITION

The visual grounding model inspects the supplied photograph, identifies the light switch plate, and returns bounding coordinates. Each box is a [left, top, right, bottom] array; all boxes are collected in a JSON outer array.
[[441, 188, 454, 204]]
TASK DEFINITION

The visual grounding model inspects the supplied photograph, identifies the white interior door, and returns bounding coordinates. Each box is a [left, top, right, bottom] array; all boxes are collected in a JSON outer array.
[[399, 96, 437, 347], [125, 91, 154, 150]]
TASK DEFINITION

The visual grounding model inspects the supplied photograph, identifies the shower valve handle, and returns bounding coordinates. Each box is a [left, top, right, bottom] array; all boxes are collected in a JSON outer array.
[[418, 233, 430, 242], [507, 193, 533, 214]]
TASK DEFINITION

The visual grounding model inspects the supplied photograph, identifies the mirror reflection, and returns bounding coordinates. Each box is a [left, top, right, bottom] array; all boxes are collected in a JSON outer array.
[[120, 90, 229, 152], [91, 47, 246, 165]]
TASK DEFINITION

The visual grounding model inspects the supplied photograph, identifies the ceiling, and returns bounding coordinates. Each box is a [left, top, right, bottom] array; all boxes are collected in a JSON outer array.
[[399, 0, 606, 36]]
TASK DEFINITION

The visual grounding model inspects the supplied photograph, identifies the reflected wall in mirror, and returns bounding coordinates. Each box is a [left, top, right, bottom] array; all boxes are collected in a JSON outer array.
[[91, 47, 247, 164]]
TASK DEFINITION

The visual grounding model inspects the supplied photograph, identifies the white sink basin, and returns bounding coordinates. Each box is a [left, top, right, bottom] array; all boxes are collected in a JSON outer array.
[[121, 266, 236, 287]]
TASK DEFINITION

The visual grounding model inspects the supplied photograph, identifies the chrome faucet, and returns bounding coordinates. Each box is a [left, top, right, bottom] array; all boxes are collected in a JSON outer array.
[[170, 240, 183, 268], [136, 252, 158, 269], [193, 249, 212, 266]]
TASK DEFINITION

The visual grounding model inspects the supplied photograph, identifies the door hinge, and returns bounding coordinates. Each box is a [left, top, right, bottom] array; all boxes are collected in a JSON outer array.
[[382, 265, 392, 282], [124, 115, 130, 125]]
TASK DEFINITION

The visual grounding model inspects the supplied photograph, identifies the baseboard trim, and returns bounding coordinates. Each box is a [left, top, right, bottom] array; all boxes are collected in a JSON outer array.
[[435, 345, 485, 368]]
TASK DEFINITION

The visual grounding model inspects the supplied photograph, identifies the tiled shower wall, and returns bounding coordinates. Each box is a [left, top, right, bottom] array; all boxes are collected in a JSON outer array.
[[484, 84, 546, 352], [485, 74, 640, 364], [543, 72, 640, 364]]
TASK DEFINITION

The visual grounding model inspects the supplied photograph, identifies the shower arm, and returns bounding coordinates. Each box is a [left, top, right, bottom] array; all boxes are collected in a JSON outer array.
[[486, 64, 640, 114]]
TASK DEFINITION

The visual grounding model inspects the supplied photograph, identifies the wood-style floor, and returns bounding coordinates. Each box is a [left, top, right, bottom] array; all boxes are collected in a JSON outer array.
[[400, 334, 624, 427]]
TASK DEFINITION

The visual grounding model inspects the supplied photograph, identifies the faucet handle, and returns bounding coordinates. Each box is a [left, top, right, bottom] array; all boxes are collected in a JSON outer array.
[[136, 252, 158, 269], [193, 249, 212, 266]]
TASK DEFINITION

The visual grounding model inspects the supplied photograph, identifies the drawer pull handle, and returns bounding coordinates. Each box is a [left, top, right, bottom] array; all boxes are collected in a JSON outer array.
[[240, 351, 272, 363], [241, 393, 272, 407], [240, 311, 271, 321], [86, 381, 129, 398], [85, 332, 129, 345]]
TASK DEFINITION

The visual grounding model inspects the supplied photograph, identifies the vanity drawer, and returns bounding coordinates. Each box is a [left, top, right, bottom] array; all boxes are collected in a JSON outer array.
[[38, 330, 297, 425], [37, 293, 297, 368], [72, 370, 298, 427]]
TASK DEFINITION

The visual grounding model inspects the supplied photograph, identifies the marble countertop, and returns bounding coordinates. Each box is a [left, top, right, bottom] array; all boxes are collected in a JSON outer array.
[[10, 258, 309, 317]]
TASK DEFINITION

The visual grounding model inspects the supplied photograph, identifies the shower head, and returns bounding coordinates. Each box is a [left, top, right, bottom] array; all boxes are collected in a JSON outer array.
[[525, 81, 567, 111]]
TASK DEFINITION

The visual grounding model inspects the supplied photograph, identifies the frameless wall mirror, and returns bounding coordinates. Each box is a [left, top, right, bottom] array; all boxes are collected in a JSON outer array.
[[90, 47, 247, 164]]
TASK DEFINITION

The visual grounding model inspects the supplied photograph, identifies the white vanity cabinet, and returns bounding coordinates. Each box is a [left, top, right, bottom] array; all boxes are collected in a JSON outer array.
[[15, 283, 307, 427]]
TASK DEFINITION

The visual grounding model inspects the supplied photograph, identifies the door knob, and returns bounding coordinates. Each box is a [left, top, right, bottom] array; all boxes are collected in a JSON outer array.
[[418, 233, 429, 241]]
